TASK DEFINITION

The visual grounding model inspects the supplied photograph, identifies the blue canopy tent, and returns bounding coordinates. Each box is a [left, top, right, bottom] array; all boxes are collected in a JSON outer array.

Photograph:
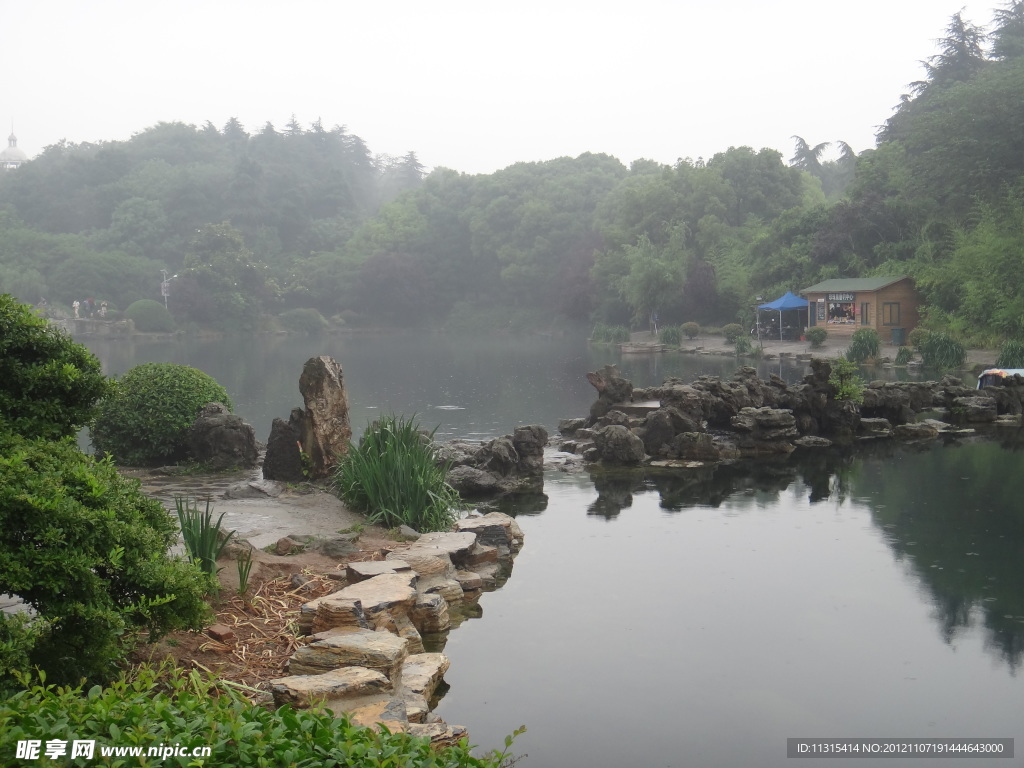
[[757, 291, 809, 341]]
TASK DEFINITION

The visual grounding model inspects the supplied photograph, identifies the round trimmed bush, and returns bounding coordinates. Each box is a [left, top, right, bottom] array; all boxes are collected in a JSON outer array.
[[91, 363, 233, 466], [806, 327, 828, 349], [722, 323, 744, 343], [681, 322, 700, 339], [124, 299, 175, 332]]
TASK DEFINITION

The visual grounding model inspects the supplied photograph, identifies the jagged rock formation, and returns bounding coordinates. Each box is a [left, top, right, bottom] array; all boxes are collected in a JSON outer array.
[[438, 425, 548, 496], [187, 402, 259, 470], [269, 513, 523, 744]]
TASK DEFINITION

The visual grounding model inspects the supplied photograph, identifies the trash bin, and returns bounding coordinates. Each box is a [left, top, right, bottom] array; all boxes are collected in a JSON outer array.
[[891, 327, 906, 346]]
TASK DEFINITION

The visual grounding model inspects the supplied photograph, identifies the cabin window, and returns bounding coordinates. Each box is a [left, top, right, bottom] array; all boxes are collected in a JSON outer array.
[[882, 302, 901, 326], [860, 303, 870, 325]]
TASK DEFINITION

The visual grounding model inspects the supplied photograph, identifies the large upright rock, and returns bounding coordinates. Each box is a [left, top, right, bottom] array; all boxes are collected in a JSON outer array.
[[586, 364, 634, 423], [263, 411, 305, 482], [298, 356, 352, 479], [187, 402, 258, 469]]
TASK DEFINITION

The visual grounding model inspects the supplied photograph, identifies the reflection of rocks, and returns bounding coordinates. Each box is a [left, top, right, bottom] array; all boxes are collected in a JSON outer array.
[[187, 402, 259, 470], [438, 425, 548, 497], [272, 513, 522, 740]]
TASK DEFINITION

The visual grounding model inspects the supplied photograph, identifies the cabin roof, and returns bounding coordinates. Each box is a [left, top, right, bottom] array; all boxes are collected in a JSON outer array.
[[800, 276, 909, 293]]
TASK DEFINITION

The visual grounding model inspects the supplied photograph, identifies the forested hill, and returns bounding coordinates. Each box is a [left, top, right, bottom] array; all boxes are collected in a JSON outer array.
[[2, 3, 1024, 343]]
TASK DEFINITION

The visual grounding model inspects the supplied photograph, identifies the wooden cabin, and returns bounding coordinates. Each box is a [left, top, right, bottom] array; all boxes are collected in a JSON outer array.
[[800, 276, 920, 345]]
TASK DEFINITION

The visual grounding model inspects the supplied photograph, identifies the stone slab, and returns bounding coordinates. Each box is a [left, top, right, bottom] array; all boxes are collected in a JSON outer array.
[[270, 666, 390, 708], [288, 627, 408, 678], [346, 560, 413, 583]]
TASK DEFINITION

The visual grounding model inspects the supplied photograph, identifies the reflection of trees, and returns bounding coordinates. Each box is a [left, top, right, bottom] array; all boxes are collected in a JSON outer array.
[[583, 438, 1024, 672], [855, 440, 1024, 671]]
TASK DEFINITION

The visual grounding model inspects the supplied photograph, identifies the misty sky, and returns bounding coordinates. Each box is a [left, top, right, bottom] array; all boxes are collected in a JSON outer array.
[[4, 0, 989, 174]]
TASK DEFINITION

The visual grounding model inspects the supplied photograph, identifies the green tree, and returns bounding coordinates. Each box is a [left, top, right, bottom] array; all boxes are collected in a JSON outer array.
[[618, 235, 684, 324], [0, 294, 108, 439], [0, 433, 212, 686]]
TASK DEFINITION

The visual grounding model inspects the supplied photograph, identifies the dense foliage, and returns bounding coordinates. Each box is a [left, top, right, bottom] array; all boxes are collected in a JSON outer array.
[[333, 415, 460, 532], [2, 5, 1024, 342], [845, 328, 881, 363], [0, 663, 519, 767], [0, 294, 108, 439], [0, 434, 212, 687], [91, 363, 232, 465]]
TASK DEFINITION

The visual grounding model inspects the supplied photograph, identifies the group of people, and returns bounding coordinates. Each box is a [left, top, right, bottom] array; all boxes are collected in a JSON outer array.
[[71, 298, 107, 319]]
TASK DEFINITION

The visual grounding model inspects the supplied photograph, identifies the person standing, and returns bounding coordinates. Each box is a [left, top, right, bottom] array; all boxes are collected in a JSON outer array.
[[72, 299, 80, 318]]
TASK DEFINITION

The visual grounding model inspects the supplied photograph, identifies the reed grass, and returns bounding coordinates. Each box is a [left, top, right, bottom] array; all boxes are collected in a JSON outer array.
[[175, 496, 235, 579], [332, 414, 460, 533]]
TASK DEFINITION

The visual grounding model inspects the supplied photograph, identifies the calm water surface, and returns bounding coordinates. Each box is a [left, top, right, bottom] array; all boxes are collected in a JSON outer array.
[[80, 333, 1024, 767]]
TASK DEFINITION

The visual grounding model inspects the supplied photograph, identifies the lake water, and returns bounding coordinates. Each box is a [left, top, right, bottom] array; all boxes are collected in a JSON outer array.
[[80, 333, 1024, 767]]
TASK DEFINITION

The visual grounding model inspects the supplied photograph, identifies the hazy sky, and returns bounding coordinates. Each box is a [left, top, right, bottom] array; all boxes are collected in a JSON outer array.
[[4, 0, 989, 175]]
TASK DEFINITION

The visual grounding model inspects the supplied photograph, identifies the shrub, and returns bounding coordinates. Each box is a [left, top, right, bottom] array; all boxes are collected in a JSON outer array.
[[0, 294, 109, 439], [907, 327, 929, 351], [894, 346, 914, 365], [995, 339, 1024, 368], [279, 307, 329, 335], [590, 323, 631, 343], [828, 357, 864, 404], [722, 323, 745, 343], [734, 336, 754, 355], [918, 331, 967, 370], [333, 414, 461, 532], [681, 322, 700, 339], [91, 363, 233, 466], [0, 662, 521, 766], [660, 325, 682, 345], [806, 327, 828, 349], [845, 328, 881, 363], [0, 433, 212, 687], [124, 299, 175, 332]]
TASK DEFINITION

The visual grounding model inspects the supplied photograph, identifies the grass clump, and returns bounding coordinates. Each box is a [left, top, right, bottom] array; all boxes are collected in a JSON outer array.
[[917, 330, 967, 370], [0, 662, 523, 766], [995, 339, 1024, 368], [175, 496, 234, 581], [894, 346, 914, 365], [660, 325, 682, 345], [845, 328, 881, 363], [590, 323, 631, 343], [333, 414, 461, 533]]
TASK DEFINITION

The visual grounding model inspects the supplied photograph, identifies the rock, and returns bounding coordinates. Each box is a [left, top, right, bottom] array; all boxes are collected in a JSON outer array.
[[511, 425, 547, 473], [402, 653, 451, 700], [410, 532, 478, 567], [348, 698, 409, 728], [455, 513, 524, 552], [275, 536, 304, 555], [793, 435, 833, 449], [335, 573, 419, 626], [445, 465, 501, 496], [263, 414, 305, 483], [346, 560, 414, 584], [586, 364, 634, 423], [893, 422, 940, 440], [858, 418, 893, 437], [297, 356, 353, 479], [225, 478, 284, 499], [287, 627, 409, 679], [558, 417, 588, 435], [187, 402, 258, 470], [398, 525, 420, 539], [593, 424, 646, 464], [300, 594, 370, 634], [667, 432, 740, 462], [453, 570, 483, 592], [307, 534, 360, 559], [951, 396, 998, 423], [271, 667, 391, 708], [410, 593, 450, 633], [404, 723, 470, 749]]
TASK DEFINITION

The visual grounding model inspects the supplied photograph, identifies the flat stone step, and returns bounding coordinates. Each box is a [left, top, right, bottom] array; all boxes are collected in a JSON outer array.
[[611, 400, 662, 417], [270, 666, 391, 708]]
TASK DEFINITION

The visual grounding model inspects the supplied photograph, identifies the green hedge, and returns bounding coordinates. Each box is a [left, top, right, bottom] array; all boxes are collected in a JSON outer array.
[[91, 363, 233, 466], [0, 294, 108, 439], [0, 434, 212, 687], [0, 663, 519, 767]]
